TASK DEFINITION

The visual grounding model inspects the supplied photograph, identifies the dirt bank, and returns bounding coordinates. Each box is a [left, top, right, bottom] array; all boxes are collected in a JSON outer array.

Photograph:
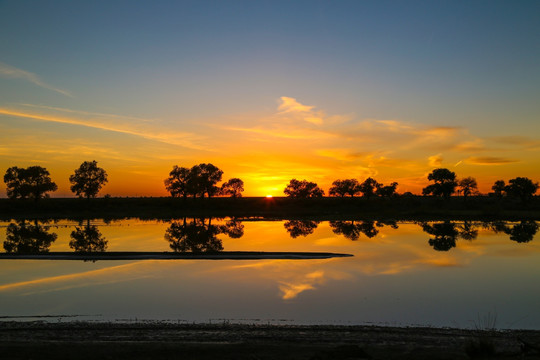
[[1, 322, 540, 359]]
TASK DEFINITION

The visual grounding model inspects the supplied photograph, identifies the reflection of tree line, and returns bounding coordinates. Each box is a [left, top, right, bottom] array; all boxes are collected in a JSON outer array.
[[2, 219, 538, 254], [3, 219, 107, 254], [483, 221, 539, 244], [422, 220, 539, 251], [1, 218, 244, 255], [283, 219, 539, 251], [284, 220, 398, 240]]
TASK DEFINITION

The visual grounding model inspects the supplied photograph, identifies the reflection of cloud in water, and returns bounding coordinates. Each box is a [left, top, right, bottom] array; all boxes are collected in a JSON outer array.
[[218, 228, 482, 296], [417, 257, 460, 267], [279, 271, 324, 300], [216, 260, 352, 300], [313, 237, 352, 247], [0, 261, 153, 295]]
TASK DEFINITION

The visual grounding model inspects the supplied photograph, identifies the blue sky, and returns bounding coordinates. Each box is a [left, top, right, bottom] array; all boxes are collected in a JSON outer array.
[[1, 0, 539, 196]]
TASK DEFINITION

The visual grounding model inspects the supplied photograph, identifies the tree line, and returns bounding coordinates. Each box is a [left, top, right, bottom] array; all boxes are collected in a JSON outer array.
[[2, 162, 539, 201], [282, 168, 539, 202], [3, 161, 108, 201]]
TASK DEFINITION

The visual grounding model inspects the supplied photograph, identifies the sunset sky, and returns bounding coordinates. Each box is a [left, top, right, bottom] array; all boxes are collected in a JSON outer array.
[[1, 1, 539, 197]]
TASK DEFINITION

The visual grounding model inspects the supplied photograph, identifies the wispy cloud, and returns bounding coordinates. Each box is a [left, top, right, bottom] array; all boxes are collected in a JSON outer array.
[[0, 262, 150, 294], [316, 149, 366, 161], [428, 153, 443, 167], [464, 157, 519, 165], [222, 125, 332, 140], [0, 62, 72, 97], [18, 103, 153, 123], [278, 96, 324, 125], [278, 96, 314, 113], [488, 136, 540, 151], [451, 139, 487, 153], [0, 105, 205, 150]]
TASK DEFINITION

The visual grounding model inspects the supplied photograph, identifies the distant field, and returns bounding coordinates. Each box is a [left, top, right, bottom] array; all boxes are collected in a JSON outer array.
[[1, 196, 539, 220]]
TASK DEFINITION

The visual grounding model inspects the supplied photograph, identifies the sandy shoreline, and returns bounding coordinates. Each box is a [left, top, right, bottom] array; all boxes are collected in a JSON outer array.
[[0, 251, 353, 261], [1, 321, 540, 359]]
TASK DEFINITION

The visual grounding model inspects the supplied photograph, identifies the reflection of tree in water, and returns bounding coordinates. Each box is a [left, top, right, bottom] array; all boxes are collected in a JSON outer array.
[[359, 221, 379, 238], [422, 221, 480, 251], [165, 217, 244, 252], [283, 220, 320, 238], [222, 218, 244, 238], [482, 221, 508, 234], [508, 221, 539, 243], [456, 221, 478, 241], [482, 220, 539, 243], [376, 220, 399, 230], [3, 220, 57, 254], [69, 220, 108, 253], [422, 221, 459, 251], [329, 220, 384, 240]]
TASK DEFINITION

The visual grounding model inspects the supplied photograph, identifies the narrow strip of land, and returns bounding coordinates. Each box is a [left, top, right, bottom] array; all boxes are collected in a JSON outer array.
[[1, 196, 539, 221], [0, 251, 353, 261]]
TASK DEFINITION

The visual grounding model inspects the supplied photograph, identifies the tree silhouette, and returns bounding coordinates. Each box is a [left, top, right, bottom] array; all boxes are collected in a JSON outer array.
[[3, 220, 57, 253], [190, 163, 223, 198], [164, 163, 224, 198], [421, 221, 459, 251], [358, 178, 380, 199], [69, 161, 108, 199], [164, 166, 192, 198], [505, 177, 539, 203], [4, 166, 57, 200], [422, 168, 457, 198], [284, 179, 324, 198], [69, 220, 108, 253], [329, 179, 361, 197], [283, 220, 320, 238], [458, 177, 478, 200], [220, 178, 244, 197], [491, 180, 506, 198], [376, 182, 398, 197]]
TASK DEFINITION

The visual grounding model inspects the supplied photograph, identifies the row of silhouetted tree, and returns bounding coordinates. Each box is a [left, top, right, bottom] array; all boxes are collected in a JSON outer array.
[[282, 168, 539, 202], [2, 163, 538, 200], [3, 161, 108, 201]]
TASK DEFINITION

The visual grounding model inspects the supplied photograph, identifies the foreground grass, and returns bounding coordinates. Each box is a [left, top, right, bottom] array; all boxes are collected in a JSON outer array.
[[1, 322, 540, 359], [1, 196, 539, 221]]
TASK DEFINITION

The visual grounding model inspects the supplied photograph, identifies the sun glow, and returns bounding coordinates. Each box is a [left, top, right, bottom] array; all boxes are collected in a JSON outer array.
[[266, 195, 273, 198]]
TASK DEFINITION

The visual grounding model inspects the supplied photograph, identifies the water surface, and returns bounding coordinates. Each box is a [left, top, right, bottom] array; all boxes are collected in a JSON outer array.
[[0, 218, 539, 329]]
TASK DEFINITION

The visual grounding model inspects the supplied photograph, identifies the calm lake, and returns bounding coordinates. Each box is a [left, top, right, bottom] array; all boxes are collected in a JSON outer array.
[[1, 218, 539, 329]]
